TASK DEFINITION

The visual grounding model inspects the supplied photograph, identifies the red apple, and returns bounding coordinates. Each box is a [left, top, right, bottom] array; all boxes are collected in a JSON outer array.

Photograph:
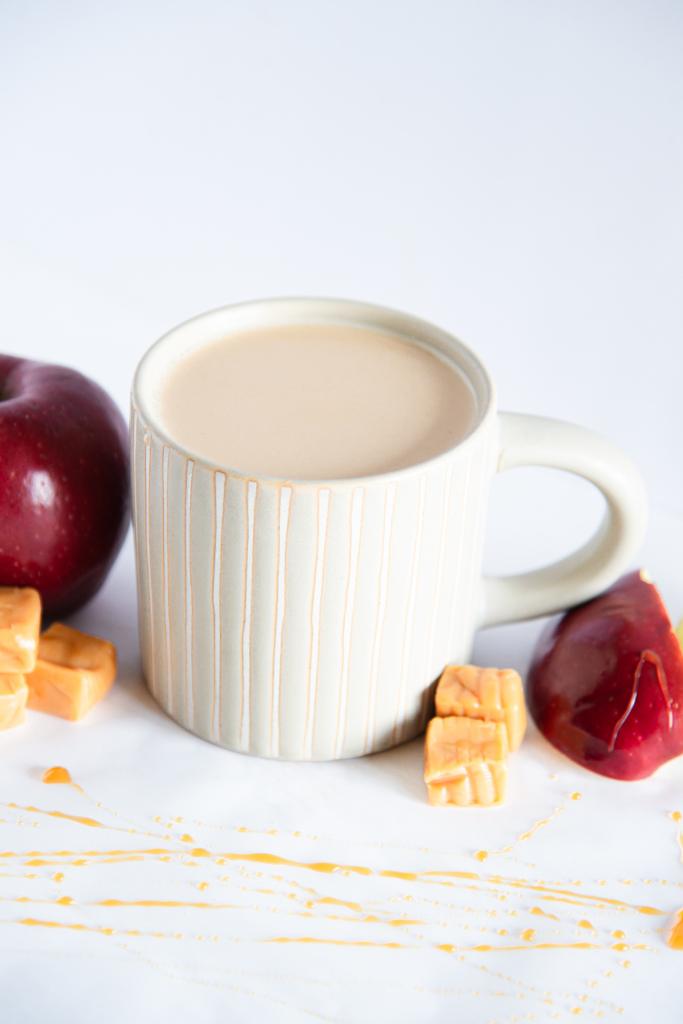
[[528, 571, 683, 780], [0, 355, 129, 617]]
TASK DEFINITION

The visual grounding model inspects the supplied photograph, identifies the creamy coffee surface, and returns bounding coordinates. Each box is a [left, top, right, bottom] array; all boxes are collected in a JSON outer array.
[[159, 323, 476, 479]]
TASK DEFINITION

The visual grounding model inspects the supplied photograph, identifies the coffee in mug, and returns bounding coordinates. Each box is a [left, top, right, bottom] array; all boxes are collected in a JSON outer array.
[[131, 298, 646, 760], [158, 323, 477, 480]]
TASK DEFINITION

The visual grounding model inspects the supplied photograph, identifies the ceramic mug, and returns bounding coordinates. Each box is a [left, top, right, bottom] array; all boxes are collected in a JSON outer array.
[[131, 298, 647, 760]]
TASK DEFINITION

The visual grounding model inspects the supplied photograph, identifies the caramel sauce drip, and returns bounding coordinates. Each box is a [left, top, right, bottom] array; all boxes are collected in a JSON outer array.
[[667, 910, 683, 950], [6, 802, 171, 842], [269, 937, 406, 950], [0, 764, 667, 972], [472, 792, 582, 863], [41, 767, 73, 786], [0, 842, 666, 917], [8, 803, 103, 829], [437, 940, 599, 953], [530, 907, 559, 922]]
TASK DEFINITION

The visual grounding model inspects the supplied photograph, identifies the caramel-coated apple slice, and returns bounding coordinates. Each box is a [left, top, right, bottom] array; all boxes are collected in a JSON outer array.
[[528, 570, 683, 781]]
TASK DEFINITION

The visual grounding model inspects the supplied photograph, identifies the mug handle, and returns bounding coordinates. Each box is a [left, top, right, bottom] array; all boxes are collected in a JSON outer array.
[[480, 412, 648, 628]]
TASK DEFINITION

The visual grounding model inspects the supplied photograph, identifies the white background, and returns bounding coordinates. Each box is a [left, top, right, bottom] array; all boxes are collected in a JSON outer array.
[[1, 3, 683, 1022]]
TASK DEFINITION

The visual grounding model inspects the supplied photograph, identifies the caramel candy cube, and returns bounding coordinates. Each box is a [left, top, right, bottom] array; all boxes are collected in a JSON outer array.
[[27, 623, 117, 721], [0, 674, 28, 730], [435, 665, 526, 751], [0, 587, 41, 673], [424, 716, 508, 807]]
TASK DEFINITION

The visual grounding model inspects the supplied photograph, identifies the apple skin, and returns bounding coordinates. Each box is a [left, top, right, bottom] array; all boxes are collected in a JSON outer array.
[[528, 571, 683, 781], [0, 355, 129, 618]]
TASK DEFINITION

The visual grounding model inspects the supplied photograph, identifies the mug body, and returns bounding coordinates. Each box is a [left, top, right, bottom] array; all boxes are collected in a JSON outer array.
[[131, 299, 497, 759]]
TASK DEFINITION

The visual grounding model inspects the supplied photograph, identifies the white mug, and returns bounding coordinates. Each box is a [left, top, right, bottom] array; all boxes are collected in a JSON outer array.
[[131, 298, 647, 760]]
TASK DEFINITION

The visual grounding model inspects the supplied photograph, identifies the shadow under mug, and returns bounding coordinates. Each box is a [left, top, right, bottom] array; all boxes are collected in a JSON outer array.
[[131, 298, 647, 760]]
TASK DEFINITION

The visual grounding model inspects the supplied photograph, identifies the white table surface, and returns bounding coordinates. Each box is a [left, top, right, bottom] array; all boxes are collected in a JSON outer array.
[[1, 3, 682, 1021]]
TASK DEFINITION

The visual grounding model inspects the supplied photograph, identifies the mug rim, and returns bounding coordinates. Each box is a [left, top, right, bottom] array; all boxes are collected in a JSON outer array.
[[131, 296, 497, 488]]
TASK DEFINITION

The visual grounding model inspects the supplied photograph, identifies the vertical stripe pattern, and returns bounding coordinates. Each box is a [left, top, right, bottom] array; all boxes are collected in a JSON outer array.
[[303, 489, 330, 758], [364, 484, 396, 754], [183, 460, 195, 724], [131, 405, 497, 760], [142, 433, 156, 698], [334, 486, 364, 758], [270, 486, 291, 757], [210, 472, 226, 741], [240, 481, 257, 749], [393, 474, 426, 745], [161, 446, 172, 713]]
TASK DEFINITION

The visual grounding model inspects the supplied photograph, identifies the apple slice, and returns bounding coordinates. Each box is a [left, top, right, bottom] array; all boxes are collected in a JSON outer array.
[[528, 570, 683, 780]]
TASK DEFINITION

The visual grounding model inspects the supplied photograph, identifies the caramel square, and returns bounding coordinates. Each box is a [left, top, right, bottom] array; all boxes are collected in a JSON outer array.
[[0, 587, 41, 674], [434, 665, 526, 751], [27, 623, 117, 721], [424, 715, 508, 807], [0, 673, 28, 730]]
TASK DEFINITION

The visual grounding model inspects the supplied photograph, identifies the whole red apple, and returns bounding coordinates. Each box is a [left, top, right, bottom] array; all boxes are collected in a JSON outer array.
[[0, 355, 129, 617], [528, 571, 683, 780]]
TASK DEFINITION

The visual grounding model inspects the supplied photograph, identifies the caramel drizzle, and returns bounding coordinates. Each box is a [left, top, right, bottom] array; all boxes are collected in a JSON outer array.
[[41, 767, 75, 787], [0, 844, 665, 917], [667, 909, 683, 949], [4, 802, 174, 842], [0, 892, 423, 930], [0, 763, 665, 996], [475, 794, 580, 861], [268, 936, 649, 955], [16, 917, 213, 942]]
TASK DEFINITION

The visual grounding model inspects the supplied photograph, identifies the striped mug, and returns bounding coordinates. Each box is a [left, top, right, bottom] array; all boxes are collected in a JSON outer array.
[[131, 298, 647, 760]]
